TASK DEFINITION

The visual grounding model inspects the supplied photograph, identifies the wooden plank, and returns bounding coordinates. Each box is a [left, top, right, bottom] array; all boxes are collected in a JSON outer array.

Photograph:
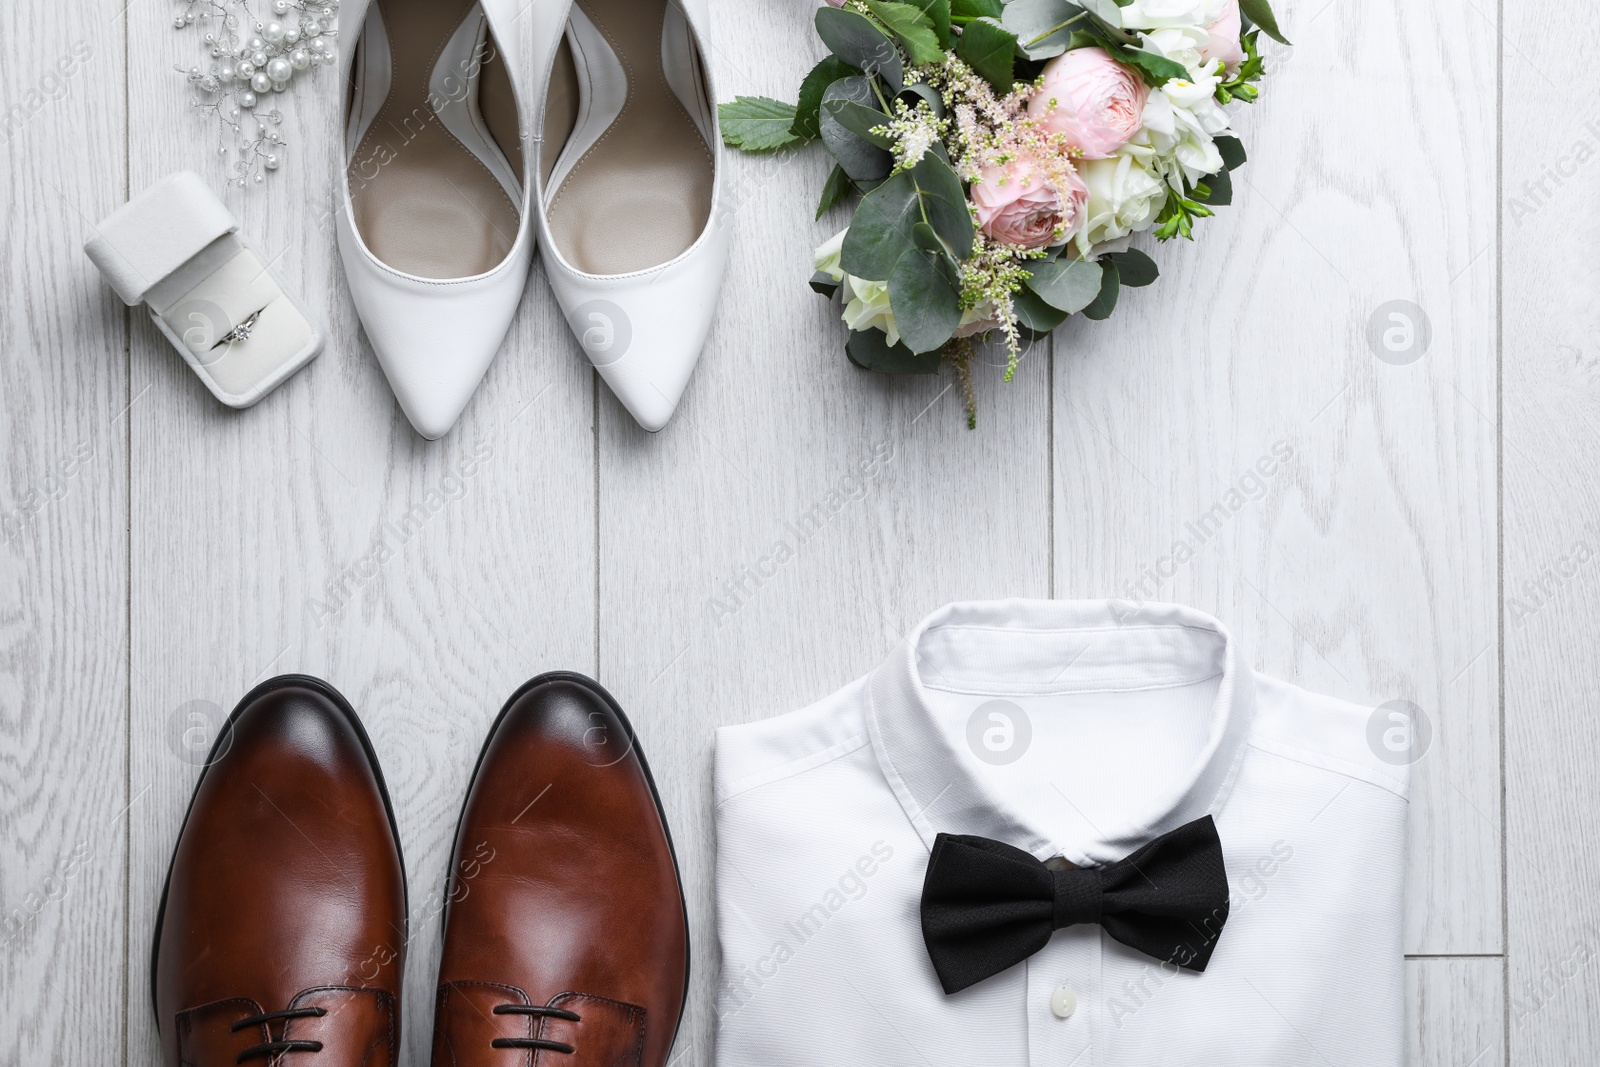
[[122, 10, 595, 1062], [1408, 957, 1504, 1067], [1052, 0, 1500, 956], [0, 0, 129, 1063], [1502, 0, 1600, 1060], [595, 3, 1052, 1063]]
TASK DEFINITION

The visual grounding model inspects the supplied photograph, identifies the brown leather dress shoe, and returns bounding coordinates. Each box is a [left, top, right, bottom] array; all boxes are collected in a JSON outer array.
[[153, 675, 408, 1067], [430, 672, 688, 1067]]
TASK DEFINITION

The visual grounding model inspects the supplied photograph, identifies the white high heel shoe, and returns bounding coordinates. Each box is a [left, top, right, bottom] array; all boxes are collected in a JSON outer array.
[[336, 0, 532, 440], [530, 0, 729, 432]]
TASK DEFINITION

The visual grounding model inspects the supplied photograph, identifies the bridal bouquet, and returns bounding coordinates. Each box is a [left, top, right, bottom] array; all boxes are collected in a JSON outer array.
[[720, 0, 1283, 423]]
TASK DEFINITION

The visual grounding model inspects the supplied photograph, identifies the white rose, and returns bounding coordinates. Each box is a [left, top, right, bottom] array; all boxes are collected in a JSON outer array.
[[1113, 0, 1222, 30], [841, 276, 901, 347], [1074, 150, 1167, 252], [1136, 72, 1228, 185], [814, 228, 848, 281], [1138, 25, 1211, 71]]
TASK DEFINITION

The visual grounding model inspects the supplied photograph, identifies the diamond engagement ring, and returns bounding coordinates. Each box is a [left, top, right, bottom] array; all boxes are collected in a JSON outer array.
[[211, 310, 262, 349]]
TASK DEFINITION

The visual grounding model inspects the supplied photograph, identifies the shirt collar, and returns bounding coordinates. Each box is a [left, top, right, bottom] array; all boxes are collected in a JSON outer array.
[[864, 599, 1256, 865]]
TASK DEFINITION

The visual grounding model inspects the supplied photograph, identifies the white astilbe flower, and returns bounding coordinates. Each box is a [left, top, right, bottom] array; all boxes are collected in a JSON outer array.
[[873, 99, 949, 172]]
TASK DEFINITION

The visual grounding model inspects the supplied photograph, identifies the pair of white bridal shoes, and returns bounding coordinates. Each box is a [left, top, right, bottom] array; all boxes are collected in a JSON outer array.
[[335, 0, 728, 438]]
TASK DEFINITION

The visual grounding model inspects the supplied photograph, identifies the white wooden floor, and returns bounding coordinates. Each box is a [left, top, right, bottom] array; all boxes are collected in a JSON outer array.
[[1, 0, 1593, 1063]]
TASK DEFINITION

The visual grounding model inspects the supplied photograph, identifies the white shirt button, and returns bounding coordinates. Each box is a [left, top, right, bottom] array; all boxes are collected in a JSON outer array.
[[1049, 984, 1077, 1019]]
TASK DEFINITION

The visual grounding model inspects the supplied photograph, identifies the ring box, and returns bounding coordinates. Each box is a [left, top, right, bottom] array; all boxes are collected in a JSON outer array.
[[83, 170, 322, 409]]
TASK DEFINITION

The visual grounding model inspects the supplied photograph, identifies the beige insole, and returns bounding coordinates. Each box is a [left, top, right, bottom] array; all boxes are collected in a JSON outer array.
[[349, 0, 522, 280], [543, 0, 714, 275]]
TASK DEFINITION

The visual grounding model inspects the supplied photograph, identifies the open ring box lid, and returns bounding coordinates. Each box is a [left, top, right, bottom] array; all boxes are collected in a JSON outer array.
[[83, 170, 322, 409]]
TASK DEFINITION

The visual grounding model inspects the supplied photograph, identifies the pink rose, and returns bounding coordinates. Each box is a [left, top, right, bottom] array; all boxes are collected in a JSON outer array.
[[1027, 47, 1148, 160], [1201, 0, 1245, 70], [970, 154, 1089, 249]]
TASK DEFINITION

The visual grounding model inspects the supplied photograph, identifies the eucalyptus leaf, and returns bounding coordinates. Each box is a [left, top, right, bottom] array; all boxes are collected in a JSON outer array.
[[956, 17, 1017, 92], [1000, 0, 1084, 59], [1215, 134, 1246, 171], [866, 0, 946, 65], [840, 152, 973, 280], [841, 171, 919, 280], [1104, 248, 1157, 287], [717, 97, 800, 151], [890, 248, 963, 353], [1013, 286, 1069, 332], [1079, 0, 1127, 22], [911, 152, 975, 259], [1023, 256, 1103, 313], [815, 7, 904, 90], [816, 164, 854, 218], [912, 221, 947, 255], [1239, 0, 1289, 44], [846, 329, 944, 373], [1081, 260, 1120, 319], [792, 56, 859, 140], [819, 78, 894, 180], [824, 96, 897, 148], [897, 81, 945, 118]]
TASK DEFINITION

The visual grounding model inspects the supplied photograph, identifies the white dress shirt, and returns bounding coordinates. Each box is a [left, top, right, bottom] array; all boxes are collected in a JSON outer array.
[[713, 600, 1409, 1066]]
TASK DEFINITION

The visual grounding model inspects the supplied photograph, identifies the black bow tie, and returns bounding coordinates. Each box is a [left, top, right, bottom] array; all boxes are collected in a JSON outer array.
[[919, 815, 1230, 994]]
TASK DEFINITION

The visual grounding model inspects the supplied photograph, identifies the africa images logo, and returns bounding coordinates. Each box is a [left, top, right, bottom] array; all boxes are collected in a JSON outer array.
[[965, 699, 1032, 765]]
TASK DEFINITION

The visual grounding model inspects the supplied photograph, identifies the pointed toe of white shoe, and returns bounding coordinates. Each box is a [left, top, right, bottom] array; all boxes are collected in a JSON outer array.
[[336, 0, 534, 440], [548, 227, 729, 432], [340, 253, 531, 439], [532, 0, 727, 432], [337, 218, 532, 440]]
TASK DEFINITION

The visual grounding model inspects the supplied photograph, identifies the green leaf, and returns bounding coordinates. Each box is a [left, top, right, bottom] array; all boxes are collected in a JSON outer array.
[[890, 248, 963, 353], [866, 0, 946, 65], [1079, 0, 1130, 18], [912, 220, 948, 255], [718, 97, 800, 151], [1001, 0, 1084, 59], [846, 328, 944, 373], [1023, 256, 1103, 313], [1104, 248, 1158, 287], [951, 0, 1001, 19], [792, 56, 859, 140], [815, 7, 904, 90], [1193, 166, 1232, 206], [900, 0, 952, 48], [823, 97, 896, 148], [909, 152, 974, 258], [1119, 47, 1188, 86], [1081, 261, 1120, 319], [1214, 134, 1247, 171], [1239, 0, 1289, 45], [810, 270, 843, 297], [819, 78, 894, 180], [897, 80, 946, 117], [956, 18, 1017, 92], [1012, 286, 1069, 332], [816, 164, 855, 218], [840, 153, 973, 280]]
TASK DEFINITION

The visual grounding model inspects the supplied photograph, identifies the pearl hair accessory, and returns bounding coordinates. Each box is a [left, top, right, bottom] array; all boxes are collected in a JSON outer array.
[[171, 0, 340, 187]]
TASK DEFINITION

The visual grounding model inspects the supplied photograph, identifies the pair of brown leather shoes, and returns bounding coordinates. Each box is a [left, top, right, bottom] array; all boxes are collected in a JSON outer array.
[[152, 672, 688, 1067]]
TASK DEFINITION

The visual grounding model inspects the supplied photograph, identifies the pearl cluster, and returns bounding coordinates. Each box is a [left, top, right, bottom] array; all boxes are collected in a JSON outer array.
[[174, 0, 340, 185]]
